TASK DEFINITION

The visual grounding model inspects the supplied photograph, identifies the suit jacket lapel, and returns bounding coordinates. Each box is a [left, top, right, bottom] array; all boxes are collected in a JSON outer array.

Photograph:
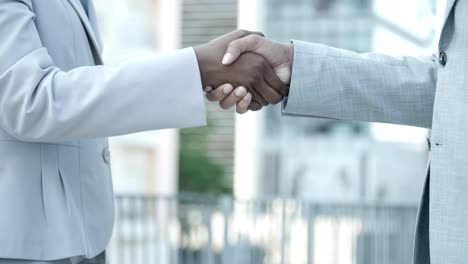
[[67, 0, 103, 62], [85, 0, 104, 52], [444, 0, 457, 22], [438, 0, 457, 50], [442, 0, 457, 30]]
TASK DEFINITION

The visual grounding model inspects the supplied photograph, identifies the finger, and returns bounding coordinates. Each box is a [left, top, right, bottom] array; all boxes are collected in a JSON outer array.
[[236, 93, 252, 114], [249, 101, 263, 111], [223, 34, 264, 65], [239, 81, 267, 106], [219, 86, 248, 110], [231, 29, 254, 40], [231, 29, 264, 40], [204, 86, 213, 92], [247, 87, 269, 106], [249, 31, 265, 38], [213, 29, 265, 45], [250, 75, 282, 105], [263, 63, 289, 98], [206, 84, 233, 102]]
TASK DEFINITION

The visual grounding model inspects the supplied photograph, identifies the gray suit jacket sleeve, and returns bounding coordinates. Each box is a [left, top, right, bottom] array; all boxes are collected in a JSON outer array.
[[282, 40, 438, 128], [0, 0, 206, 142]]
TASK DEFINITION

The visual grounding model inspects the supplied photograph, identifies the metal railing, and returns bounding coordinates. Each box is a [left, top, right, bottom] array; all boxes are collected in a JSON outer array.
[[108, 194, 418, 264]]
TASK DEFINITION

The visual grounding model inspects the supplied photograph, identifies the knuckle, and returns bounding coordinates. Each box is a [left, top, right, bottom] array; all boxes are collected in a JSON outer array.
[[252, 58, 261, 66], [249, 34, 263, 46], [246, 34, 256, 41], [253, 61, 264, 71], [251, 77, 260, 85], [265, 95, 275, 104], [245, 76, 255, 85], [227, 40, 236, 48], [246, 33, 257, 40], [253, 31, 265, 37], [251, 34, 261, 41], [246, 35, 260, 46], [210, 91, 219, 97], [236, 105, 247, 114], [218, 93, 229, 101], [231, 44, 242, 54], [273, 96, 283, 104], [260, 97, 268, 106], [256, 56, 266, 65], [250, 103, 262, 111], [220, 102, 231, 110], [205, 94, 215, 101], [237, 29, 249, 36]]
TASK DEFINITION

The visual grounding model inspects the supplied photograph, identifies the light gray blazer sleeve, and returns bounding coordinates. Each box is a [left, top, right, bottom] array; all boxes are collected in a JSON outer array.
[[0, 0, 206, 142], [282, 40, 438, 128]]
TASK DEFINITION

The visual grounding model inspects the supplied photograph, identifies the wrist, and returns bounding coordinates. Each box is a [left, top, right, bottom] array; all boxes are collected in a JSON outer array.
[[275, 43, 294, 85], [286, 43, 295, 67], [281, 43, 294, 75], [193, 44, 211, 88]]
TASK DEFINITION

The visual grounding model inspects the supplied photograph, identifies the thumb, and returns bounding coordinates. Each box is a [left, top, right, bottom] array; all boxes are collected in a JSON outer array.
[[222, 34, 263, 65], [274, 65, 292, 85]]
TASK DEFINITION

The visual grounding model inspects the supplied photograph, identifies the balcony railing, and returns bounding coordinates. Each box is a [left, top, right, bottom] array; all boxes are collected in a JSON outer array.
[[108, 193, 418, 264]]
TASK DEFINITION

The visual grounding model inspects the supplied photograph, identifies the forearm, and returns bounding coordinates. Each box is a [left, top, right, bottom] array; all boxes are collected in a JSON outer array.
[[0, 48, 206, 142], [283, 41, 438, 128], [0, 0, 207, 142]]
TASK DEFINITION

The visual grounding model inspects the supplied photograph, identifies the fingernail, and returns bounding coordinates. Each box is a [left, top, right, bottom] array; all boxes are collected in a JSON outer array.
[[223, 84, 233, 94], [204, 86, 213, 92], [243, 93, 252, 101], [235, 87, 247, 97], [222, 53, 233, 65]]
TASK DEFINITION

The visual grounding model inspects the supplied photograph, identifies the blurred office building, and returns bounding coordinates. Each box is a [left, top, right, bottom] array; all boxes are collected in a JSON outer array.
[[180, 0, 239, 189], [235, 0, 437, 205], [94, 0, 183, 196], [95, 0, 239, 196]]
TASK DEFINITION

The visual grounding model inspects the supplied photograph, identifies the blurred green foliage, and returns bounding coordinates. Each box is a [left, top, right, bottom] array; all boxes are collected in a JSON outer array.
[[178, 117, 232, 194]]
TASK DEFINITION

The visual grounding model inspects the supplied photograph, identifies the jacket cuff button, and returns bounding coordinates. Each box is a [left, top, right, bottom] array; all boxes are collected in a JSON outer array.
[[102, 147, 111, 164]]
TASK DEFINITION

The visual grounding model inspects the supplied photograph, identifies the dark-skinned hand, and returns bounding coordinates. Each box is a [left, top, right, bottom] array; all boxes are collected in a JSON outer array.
[[194, 30, 288, 111]]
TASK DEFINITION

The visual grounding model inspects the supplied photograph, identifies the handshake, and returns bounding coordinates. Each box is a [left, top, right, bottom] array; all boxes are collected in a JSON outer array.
[[194, 30, 295, 114]]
